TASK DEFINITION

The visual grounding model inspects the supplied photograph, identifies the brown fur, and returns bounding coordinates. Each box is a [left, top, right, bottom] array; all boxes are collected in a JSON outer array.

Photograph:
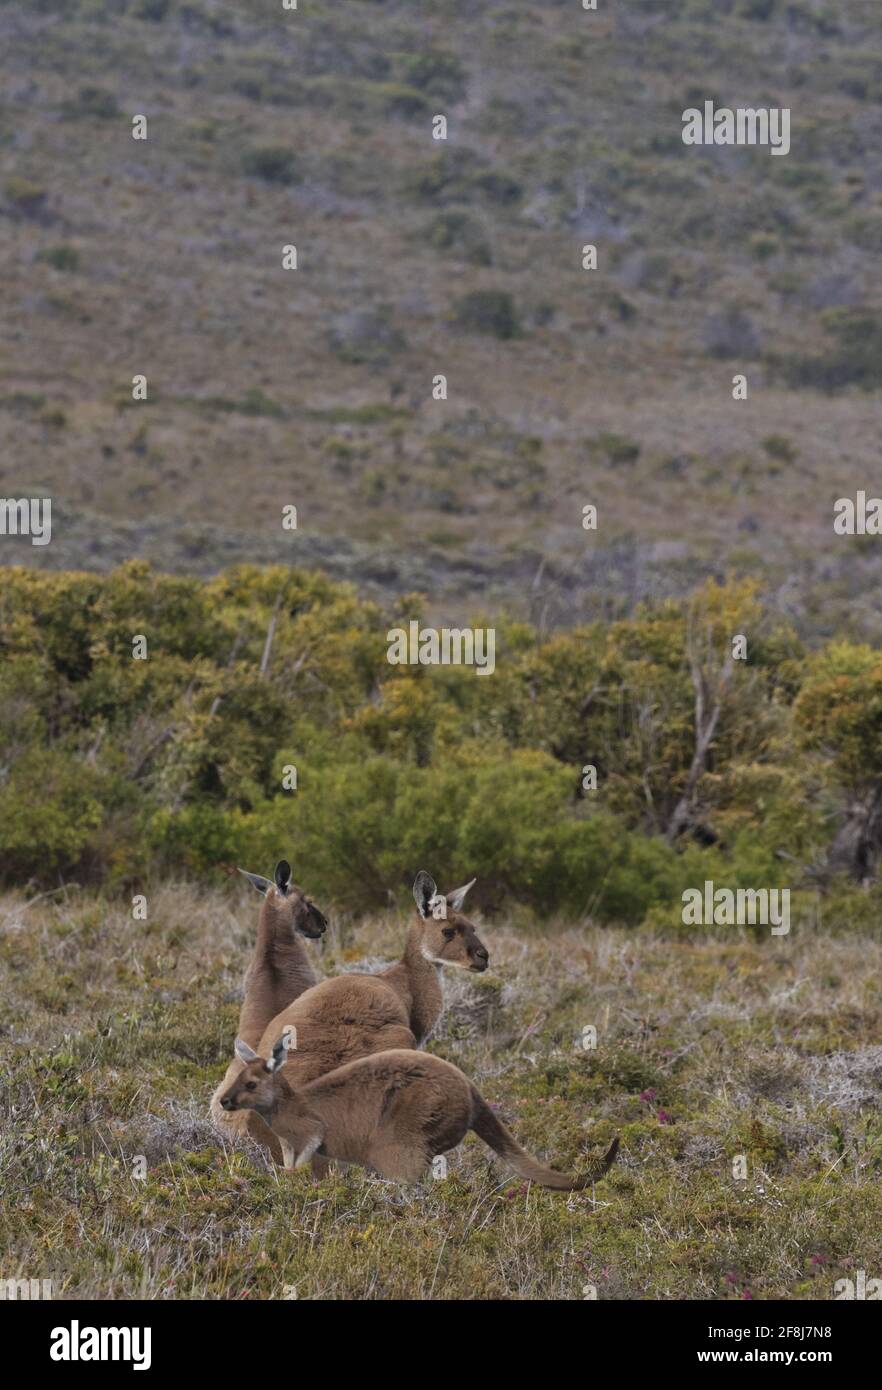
[[258, 911, 487, 1083], [210, 862, 327, 1161], [214, 872, 486, 1170], [259, 904, 487, 1174], [220, 1045, 619, 1192]]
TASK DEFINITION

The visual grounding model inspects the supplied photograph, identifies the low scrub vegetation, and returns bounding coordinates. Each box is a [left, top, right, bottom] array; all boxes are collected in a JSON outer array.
[[3, 564, 882, 930]]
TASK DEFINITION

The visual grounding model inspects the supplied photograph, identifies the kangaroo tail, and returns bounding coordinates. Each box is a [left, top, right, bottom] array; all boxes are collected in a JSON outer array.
[[470, 1089, 619, 1192]]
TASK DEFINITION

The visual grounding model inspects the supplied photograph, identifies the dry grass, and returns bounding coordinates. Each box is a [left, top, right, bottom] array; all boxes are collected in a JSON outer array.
[[1, 883, 880, 1300]]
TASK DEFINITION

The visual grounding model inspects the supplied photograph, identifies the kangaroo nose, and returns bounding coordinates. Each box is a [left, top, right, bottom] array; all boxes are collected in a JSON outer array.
[[221, 1098, 233, 1110]]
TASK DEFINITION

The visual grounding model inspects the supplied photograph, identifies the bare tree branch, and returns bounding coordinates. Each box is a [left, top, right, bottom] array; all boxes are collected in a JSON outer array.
[[666, 621, 734, 843], [259, 592, 284, 680]]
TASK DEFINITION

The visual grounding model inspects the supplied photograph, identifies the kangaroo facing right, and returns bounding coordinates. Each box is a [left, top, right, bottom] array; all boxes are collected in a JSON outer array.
[[221, 1038, 620, 1192]]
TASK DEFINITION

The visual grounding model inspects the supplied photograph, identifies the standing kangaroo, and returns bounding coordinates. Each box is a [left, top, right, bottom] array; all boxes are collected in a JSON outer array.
[[221, 1036, 620, 1191], [210, 860, 327, 1161], [254, 871, 488, 1092]]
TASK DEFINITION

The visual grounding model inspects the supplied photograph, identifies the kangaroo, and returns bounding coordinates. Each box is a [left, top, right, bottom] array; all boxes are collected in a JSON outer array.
[[221, 1036, 620, 1191], [210, 860, 328, 1161], [254, 871, 488, 1094]]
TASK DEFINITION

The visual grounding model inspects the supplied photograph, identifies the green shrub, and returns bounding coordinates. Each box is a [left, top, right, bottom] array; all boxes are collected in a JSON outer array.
[[203, 388, 285, 418], [762, 434, 797, 464], [844, 216, 882, 254], [36, 244, 80, 272], [702, 304, 762, 359], [453, 289, 521, 339], [769, 309, 882, 392], [472, 170, 523, 206], [590, 432, 641, 467], [4, 177, 48, 219], [148, 803, 242, 874], [0, 748, 108, 879], [370, 83, 429, 118], [396, 50, 466, 102], [404, 148, 520, 207], [241, 145, 300, 184], [424, 211, 492, 266], [134, 0, 171, 19], [68, 85, 120, 119]]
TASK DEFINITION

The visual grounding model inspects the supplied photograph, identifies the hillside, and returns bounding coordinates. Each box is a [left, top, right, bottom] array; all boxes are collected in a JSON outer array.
[[1, 0, 881, 635]]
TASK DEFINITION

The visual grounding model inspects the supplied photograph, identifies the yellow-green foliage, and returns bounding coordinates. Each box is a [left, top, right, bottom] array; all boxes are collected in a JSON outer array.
[[795, 642, 882, 790], [0, 562, 868, 921]]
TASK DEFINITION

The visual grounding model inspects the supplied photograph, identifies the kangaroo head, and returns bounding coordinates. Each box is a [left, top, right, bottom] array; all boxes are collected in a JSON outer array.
[[239, 859, 328, 940], [412, 871, 489, 973], [220, 1032, 298, 1115]]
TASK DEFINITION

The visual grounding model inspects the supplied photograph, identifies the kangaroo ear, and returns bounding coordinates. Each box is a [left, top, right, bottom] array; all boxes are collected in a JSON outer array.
[[267, 1030, 293, 1072], [413, 870, 437, 920], [274, 860, 292, 895], [234, 1037, 259, 1063], [239, 869, 273, 895], [446, 877, 476, 912]]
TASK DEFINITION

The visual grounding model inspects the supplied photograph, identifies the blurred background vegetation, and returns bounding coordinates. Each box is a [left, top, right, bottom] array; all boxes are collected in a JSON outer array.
[[0, 0, 881, 635], [4, 562, 882, 930], [1, 0, 882, 920]]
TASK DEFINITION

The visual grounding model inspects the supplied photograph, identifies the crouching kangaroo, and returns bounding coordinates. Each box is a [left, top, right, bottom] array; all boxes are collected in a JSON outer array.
[[210, 860, 328, 1162], [254, 871, 488, 1092], [221, 1037, 620, 1191]]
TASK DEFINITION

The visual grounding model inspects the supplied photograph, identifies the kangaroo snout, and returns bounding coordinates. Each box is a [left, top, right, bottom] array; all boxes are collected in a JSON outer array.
[[301, 905, 328, 939]]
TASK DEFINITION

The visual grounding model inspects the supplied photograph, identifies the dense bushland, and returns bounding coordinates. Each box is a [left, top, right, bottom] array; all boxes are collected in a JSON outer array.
[[2, 562, 881, 924]]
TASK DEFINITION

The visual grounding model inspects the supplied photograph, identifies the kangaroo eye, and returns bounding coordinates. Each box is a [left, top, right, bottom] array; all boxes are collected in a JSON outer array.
[[245, 1081, 257, 1091], [442, 927, 456, 940]]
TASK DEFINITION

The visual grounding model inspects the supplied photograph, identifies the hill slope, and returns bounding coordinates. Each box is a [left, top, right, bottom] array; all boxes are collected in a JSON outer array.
[[1, 0, 881, 634]]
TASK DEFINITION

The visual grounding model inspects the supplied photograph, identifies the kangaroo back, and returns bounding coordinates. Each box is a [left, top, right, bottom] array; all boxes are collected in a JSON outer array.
[[469, 1089, 619, 1191]]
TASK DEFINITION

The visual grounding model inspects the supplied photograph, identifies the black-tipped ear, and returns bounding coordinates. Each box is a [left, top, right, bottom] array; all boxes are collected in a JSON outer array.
[[267, 1029, 293, 1072], [413, 870, 437, 920], [274, 860, 292, 895], [239, 869, 273, 895]]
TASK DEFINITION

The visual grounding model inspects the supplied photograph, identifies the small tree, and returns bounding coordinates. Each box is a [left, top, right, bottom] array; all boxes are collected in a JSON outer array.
[[795, 642, 882, 881]]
